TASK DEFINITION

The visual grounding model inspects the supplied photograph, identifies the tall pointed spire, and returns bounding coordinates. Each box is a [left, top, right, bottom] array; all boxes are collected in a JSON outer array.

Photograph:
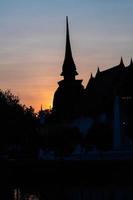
[[61, 16, 78, 80]]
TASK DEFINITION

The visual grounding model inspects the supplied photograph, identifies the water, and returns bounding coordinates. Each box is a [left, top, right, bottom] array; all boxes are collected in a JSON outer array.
[[2, 185, 133, 200], [1, 160, 133, 199]]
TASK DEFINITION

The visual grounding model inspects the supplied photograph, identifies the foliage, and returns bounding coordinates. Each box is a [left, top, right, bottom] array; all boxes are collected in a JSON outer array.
[[0, 89, 38, 158]]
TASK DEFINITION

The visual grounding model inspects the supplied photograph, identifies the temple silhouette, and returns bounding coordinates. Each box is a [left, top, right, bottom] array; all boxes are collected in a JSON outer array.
[[53, 17, 84, 121], [52, 17, 133, 151], [53, 17, 133, 121]]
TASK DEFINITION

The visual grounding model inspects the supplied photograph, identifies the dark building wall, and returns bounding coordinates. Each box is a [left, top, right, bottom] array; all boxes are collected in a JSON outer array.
[[53, 80, 84, 121]]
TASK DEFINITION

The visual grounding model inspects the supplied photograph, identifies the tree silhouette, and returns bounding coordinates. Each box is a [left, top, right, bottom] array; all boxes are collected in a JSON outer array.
[[0, 89, 37, 159]]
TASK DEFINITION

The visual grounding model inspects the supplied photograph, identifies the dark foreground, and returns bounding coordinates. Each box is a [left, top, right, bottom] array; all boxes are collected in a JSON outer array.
[[1, 160, 133, 185], [1, 160, 133, 199]]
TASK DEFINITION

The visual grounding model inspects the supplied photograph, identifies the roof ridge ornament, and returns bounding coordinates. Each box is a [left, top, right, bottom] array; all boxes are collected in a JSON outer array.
[[90, 73, 93, 79], [120, 57, 125, 67], [130, 58, 133, 66], [95, 67, 100, 77], [97, 67, 100, 73]]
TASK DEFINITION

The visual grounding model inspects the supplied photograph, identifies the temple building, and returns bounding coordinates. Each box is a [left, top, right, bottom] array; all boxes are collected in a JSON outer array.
[[51, 17, 133, 150], [85, 56, 133, 118], [85, 58, 133, 149], [52, 17, 84, 121], [85, 57, 125, 116], [52, 17, 133, 145]]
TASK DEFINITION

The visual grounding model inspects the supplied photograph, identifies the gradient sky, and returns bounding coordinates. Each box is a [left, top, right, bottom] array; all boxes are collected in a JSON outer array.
[[0, 0, 133, 111]]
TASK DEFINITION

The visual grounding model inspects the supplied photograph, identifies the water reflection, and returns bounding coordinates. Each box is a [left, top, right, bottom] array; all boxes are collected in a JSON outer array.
[[14, 189, 20, 200], [1, 185, 133, 200], [14, 188, 40, 200]]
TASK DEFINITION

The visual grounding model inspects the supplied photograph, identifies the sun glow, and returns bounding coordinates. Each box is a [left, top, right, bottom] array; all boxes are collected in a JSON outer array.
[[0, 0, 133, 113]]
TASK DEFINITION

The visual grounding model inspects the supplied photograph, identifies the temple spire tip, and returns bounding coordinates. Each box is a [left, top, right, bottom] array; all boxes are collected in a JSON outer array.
[[61, 17, 78, 79]]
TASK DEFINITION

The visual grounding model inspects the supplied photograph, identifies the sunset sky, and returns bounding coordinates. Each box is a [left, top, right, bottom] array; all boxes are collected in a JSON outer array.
[[0, 0, 133, 111]]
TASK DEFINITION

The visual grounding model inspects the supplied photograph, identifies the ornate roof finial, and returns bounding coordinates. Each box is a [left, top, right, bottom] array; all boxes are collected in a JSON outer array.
[[95, 67, 100, 77], [130, 58, 133, 66], [89, 73, 94, 80], [97, 67, 100, 73], [61, 16, 78, 79], [120, 57, 124, 67]]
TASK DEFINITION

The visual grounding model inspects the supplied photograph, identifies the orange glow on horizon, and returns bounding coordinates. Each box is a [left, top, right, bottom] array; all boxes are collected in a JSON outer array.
[[1, 0, 133, 114], [0, 57, 131, 113], [19, 87, 56, 112]]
